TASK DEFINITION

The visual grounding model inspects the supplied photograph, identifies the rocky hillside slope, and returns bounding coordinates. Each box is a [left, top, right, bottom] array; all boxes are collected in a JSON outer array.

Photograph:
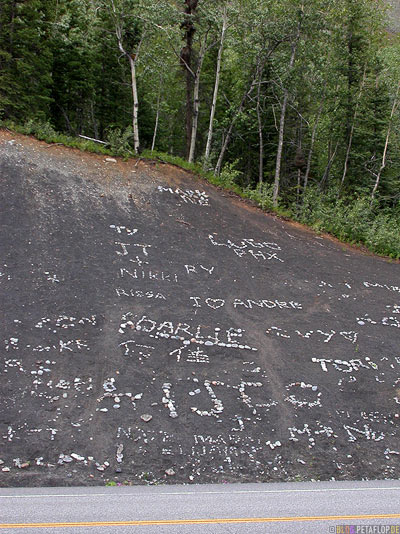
[[0, 130, 399, 486]]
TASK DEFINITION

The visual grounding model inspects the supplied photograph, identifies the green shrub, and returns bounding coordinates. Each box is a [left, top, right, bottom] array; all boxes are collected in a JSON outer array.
[[296, 186, 400, 258], [142, 149, 203, 175], [219, 160, 242, 188], [245, 182, 275, 211], [105, 126, 134, 156], [24, 119, 57, 141], [364, 213, 400, 258], [1, 119, 113, 156]]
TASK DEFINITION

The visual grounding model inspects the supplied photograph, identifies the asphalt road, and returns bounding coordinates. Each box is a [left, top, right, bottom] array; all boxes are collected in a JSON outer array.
[[1, 480, 400, 533]]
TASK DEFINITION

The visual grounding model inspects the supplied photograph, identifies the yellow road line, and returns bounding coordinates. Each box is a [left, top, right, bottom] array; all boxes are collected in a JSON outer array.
[[1, 514, 400, 529]]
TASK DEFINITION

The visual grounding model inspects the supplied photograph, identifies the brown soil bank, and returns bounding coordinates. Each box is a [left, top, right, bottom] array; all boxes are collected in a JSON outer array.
[[0, 130, 399, 487]]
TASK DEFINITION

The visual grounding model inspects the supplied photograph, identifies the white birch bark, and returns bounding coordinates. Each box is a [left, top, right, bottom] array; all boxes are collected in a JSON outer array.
[[151, 75, 163, 151], [112, 0, 143, 154], [371, 80, 400, 201], [340, 66, 367, 190], [296, 122, 302, 205], [320, 139, 339, 187], [203, 6, 227, 168], [214, 78, 257, 175], [188, 33, 208, 163], [272, 13, 302, 207], [214, 37, 282, 176], [128, 54, 140, 153], [303, 93, 325, 196], [272, 89, 289, 205], [256, 62, 264, 184]]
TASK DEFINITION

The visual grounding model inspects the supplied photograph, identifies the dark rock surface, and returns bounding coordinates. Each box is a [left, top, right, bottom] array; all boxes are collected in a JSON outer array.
[[0, 131, 399, 486]]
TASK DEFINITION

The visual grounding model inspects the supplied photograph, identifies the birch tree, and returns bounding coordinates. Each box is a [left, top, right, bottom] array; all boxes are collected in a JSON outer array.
[[104, 0, 175, 153], [370, 80, 400, 201], [180, 0, 198, 159], [272, 2, 303, 206], [302, 94, 324, 196], [340, 65, 367, 191], [214, 76, 257, 175], [188, 30, 209, 162], [214, 0, 283, 176], [106, 0, 145, 153], [203, 2, 228, 168]]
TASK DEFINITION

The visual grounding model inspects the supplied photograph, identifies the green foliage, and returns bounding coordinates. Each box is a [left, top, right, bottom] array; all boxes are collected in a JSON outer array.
[[297, 186, 400, 258], [22, 119, 57, 141], [106, 127, 134, 156], [245, 182, 275, 211], [364, 212, 400, 258], [0, 0, 54, 120], [1, 120, 111, 155], [219, 160, 242, 187], [142, 150, 206, 176]]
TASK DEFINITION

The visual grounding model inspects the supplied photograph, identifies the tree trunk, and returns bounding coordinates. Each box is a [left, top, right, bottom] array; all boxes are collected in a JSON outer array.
[[185, 66, 194, 159], [296, 121, 303, 205], [90, 100, 99, 140], [204, 6, 227, 168], [303, 94, 324, 197], [128, 55, 140, 153], [181, 0, 198, 159], [214, 78, 257, 176], [297, 169, 301, 205], [256, 62, 264, 184], [112, 0, 144, 154], [188, 32, 208, 163], [320, 140, 339, 188], [272, 11, 302, 206], [371, 81, 400, 202], [151, 75, 163, 152], [214, 39, 282, 176], [340, 65, 367, 191]]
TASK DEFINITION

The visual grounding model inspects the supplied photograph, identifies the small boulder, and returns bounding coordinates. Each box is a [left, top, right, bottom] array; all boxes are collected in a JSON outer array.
[[140, 414, 153, 423]]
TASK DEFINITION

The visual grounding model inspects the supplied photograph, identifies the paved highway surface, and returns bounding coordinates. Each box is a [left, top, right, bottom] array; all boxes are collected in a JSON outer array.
[[0, 480, 399, 533]]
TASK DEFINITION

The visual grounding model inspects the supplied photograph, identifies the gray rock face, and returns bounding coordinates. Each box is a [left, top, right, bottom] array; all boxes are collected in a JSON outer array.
[[0, 131, 399, 487]]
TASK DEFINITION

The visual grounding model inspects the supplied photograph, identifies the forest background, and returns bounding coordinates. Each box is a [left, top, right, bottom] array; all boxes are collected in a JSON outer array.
[[1, 0, 400, 258]]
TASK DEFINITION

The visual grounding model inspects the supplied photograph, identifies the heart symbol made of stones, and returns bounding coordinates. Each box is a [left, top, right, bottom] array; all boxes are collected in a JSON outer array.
[[205, 298, 225, 309]]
